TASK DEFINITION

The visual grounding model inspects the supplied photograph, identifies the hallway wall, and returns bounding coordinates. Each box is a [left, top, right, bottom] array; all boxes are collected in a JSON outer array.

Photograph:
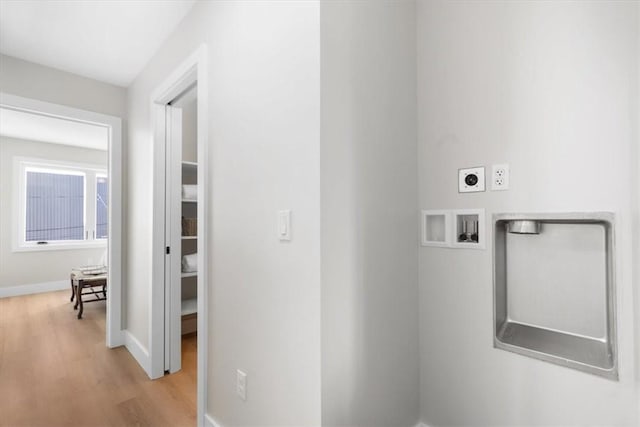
[[0, 54, 126, 117], [417, 1, 639, 425], [126, 1, 321, 425]]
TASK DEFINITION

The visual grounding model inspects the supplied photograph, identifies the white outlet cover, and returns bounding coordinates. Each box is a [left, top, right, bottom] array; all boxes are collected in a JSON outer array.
[[458, 167, 485, 193], [491, 164, 510, 191]]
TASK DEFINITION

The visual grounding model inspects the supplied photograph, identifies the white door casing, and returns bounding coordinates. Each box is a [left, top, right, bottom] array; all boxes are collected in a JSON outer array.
[[0, 92, 124, 348], [149, 44, 208, 427]]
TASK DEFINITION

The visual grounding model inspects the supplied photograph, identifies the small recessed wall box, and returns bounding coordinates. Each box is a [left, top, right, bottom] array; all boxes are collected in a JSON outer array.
[[421, 210, 452, 247], [452, 208, 485, 249], [459, 167, 485, 193]]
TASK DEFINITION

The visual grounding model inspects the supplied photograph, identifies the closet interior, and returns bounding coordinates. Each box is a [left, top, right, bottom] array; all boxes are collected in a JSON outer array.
[[178, 92, 198, 338]]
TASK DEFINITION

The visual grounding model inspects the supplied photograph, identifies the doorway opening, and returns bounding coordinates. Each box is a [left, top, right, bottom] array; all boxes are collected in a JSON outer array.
[[150, 45, 208, 427], [0, 92, 123, 348], [165, 85, 198, 375]]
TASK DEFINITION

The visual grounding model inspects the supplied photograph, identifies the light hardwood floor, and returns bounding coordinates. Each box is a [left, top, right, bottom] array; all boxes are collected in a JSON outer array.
[[0, 290, 197, 427]]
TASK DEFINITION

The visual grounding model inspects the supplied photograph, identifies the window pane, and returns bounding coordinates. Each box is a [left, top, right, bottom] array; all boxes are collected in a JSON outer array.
[[26, 171, 85, 241], [96, 176, 108, 239]]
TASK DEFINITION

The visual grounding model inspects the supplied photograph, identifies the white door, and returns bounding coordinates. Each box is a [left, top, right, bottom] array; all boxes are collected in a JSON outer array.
[[164, 104, 183, 373]]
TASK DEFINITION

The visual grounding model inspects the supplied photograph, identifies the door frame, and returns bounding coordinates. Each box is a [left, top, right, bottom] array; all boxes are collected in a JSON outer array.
[[0, 92, 124, 348], [149, 45, 208, 427]]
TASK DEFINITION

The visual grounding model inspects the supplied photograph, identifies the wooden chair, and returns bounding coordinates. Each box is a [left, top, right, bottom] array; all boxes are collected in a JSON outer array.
[[70, 269, 107, 319]]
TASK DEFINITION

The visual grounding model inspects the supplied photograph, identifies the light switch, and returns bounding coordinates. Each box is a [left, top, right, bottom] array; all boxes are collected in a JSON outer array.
[[236, 369, 247, 401], [278, 210, 291, 241]]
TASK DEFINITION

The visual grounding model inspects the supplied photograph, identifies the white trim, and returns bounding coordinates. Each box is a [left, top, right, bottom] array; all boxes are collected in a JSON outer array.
[[15, 156, 107, 172], [124, 330, 151, 377], [204, 414, 223, 427], [195, 50, 209, 427], [11, 241, 108, 253], [0, 93, 124, 349], [196, 50, 209, 427], [149, 44, 209, 427], [0, 280, 68, 298]]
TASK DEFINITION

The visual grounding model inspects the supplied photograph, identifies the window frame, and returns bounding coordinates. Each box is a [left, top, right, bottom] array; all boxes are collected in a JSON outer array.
[[13, 157, 108, 252], [95, 172, 109, 240]]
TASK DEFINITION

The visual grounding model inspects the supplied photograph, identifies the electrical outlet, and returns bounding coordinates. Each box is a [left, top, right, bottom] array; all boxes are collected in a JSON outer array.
[[458, 167, 485, 193], [236, 369, 247, 401], [491, 164, 510, 191]]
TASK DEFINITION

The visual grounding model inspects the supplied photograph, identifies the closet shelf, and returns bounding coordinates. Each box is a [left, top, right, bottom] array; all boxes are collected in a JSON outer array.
[[181, 235, 198, 240], [181, 161, 198, 168], [182, 199, 197, 203], [181, 272, 197, 278]]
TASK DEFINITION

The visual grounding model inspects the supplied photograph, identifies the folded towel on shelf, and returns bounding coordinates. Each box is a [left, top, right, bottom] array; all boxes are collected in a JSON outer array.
[[182, 253, 197, 273], [182, 185, 197, 200]]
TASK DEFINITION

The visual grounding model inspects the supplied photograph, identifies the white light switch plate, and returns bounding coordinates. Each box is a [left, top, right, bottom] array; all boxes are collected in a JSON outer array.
[[237, 369, 247, 401], [458, 167, 485, 193], [278, 210, 291, 241]]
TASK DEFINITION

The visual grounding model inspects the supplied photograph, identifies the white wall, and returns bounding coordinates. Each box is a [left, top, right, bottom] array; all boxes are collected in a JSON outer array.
[[417, 1, 639, 425], [320, 1, 419, 426], [0, 54, 126, 117], [126, 1, 321, 425], [635, 2, 640, 419], [0, 137, 107, 288], [632, 2, 640, 420], [0, 55, 125, 297]]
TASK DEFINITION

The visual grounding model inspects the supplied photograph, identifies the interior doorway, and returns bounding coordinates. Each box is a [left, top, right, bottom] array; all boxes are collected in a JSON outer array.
[[149, 45, 208, 427], [0, 92, 124, 348], [165, 85, 198, 374]]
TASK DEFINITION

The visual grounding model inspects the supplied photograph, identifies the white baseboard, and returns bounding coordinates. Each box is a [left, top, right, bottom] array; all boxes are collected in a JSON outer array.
[[123, 330, 152, 378], [205, 414, 421, 427], [107, 328, 125, 348], [0, 280, 68, 298], [204, 414, 223, 427]]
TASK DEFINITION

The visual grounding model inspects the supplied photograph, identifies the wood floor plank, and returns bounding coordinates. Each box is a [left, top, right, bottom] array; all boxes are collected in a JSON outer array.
[[0, 290, 197, 427]]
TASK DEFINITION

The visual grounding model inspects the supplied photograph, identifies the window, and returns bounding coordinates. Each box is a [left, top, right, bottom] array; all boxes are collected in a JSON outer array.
[[25, 169, 85, 241], [15, 158, 108, 251]]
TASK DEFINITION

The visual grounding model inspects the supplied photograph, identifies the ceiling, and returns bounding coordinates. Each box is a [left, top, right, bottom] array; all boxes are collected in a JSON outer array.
[[0, 0, 197, 87], [0, 107, 109, 151]]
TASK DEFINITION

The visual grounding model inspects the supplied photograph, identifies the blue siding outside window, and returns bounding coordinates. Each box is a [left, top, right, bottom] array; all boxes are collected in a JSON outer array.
[[25, 171, 85, 241], [96, 176, 108, 239]]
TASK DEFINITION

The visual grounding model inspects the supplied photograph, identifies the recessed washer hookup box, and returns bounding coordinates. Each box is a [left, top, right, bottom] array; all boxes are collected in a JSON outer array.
[[493, 212, 617, 380]]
